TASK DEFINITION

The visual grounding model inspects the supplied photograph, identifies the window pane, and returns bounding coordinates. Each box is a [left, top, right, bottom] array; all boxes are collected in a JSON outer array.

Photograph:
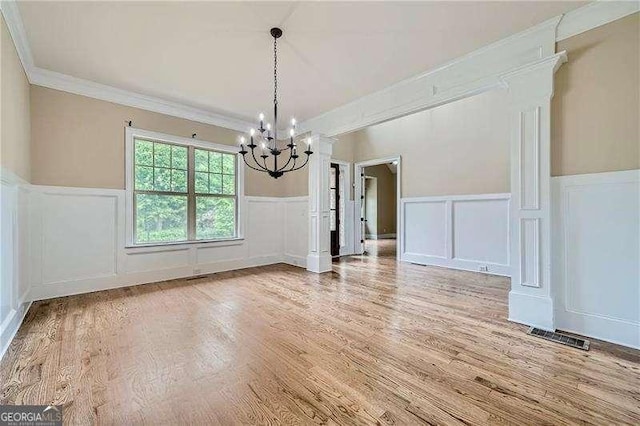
[[222, 154, 235, 175], [195, 149, 209, 172], [210, 173, 222, 194], [135, 165, 153, 190], [196, 197, 235, 240], [222, 174, 235, 195], [154, 143, 171, 168], [172, 146, 187, 170], [135, 194, 187, 243], [209, 152, 222, 173], [154, 167, 171, 191], [195, 171, 209, 193], [171, 169, 187, 192], [135, 140, 154, 166]]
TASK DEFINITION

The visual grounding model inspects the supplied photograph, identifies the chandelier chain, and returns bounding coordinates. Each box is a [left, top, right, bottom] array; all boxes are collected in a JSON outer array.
[[273, 37, 278, 107]]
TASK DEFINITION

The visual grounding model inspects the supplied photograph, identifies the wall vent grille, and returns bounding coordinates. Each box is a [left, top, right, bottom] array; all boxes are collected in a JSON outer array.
[[527, 327, 590, 350]]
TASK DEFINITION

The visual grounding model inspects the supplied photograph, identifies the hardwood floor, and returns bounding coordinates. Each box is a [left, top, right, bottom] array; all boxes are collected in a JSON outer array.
[[2, 240, 639, 424]]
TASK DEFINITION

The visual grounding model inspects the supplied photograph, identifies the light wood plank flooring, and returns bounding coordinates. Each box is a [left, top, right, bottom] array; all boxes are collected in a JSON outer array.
[[1, 240, 639, 424]]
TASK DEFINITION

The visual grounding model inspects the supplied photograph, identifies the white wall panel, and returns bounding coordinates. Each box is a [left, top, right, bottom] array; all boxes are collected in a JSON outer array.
[[401, 194, 510, 276], [403, 200, 447, 259], [247, 198, 284, 260], [553, 170, 640, 348], [283, 197, 309, 267], [41, 193, 118, 284], [452, 199, 509, 265], [0, 170, 31, 361]]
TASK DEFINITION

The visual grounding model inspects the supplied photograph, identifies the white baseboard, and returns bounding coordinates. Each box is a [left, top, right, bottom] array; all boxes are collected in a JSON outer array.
[[403, 252, 511, 277], [508, 291, 554, 331], [366, 233, 396, 240], [282, 254, 307, 269], [0, 299, 32, 362]]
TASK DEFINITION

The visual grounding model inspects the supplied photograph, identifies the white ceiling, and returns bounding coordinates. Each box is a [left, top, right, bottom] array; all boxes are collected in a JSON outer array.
[[17, 1, 586, 125]]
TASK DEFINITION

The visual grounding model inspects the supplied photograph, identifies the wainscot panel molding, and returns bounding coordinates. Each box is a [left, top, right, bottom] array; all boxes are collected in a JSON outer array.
[[26, 186, 308, 301], [552, 170, 640, 349], [400, 193, 510, 277], [0, 169, 32, 361]]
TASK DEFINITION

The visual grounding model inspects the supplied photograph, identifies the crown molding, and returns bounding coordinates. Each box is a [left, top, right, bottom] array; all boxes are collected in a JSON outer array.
[[556, 0, 639, 42], [28, 67, 253, 132], [0, 1, 253, 133], [3, 0, 637, 136], [0, 0, 33, 69]]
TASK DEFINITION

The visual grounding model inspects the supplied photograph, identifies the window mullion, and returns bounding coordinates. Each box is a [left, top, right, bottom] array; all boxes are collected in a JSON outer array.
[[188, 146, 196, 241]]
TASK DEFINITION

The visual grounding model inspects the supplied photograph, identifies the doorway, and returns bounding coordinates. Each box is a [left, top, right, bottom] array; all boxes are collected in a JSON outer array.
[[355, 157, 400, 259]]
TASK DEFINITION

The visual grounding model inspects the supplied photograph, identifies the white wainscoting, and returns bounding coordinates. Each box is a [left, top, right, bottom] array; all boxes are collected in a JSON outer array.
[[283, 196, 309, 268], [27, 186, 308, 301], [0, 169, 32, 360], [552, 170, 639, 349], [400, 193, 510, 276]]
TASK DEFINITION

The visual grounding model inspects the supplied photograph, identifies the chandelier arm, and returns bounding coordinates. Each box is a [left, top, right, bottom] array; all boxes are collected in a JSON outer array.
[[249, 147, 269, 172], [289, 154, 311, 172], [276, 151, 295, 172], [242, 155, 270, 173]]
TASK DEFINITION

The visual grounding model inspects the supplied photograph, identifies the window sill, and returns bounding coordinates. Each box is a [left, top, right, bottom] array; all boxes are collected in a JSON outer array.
[[125, 237, 245, 253]]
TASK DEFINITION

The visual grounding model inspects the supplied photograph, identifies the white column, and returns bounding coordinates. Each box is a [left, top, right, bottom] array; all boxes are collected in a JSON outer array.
[[502, 52, 566, 330], [307, 134, 335, 273]]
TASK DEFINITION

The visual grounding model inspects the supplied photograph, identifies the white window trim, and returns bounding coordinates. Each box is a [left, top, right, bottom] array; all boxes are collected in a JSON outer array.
[[125, 127, 245, 249]]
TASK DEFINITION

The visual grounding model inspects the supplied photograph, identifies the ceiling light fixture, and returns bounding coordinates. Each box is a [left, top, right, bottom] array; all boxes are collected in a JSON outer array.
[[239, 27, 312, 179]]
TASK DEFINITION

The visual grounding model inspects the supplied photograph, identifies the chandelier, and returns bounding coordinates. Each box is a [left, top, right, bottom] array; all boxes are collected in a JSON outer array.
[[239, 27, 313, 179]]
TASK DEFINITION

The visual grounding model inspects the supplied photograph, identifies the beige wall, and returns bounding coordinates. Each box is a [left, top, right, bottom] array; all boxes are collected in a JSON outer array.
[[1, 16, 31, 181], [552, 13, 639, 176], [30, 86, 288, 196], [336, 89, 510, 198], [364, 164, 396, 234]]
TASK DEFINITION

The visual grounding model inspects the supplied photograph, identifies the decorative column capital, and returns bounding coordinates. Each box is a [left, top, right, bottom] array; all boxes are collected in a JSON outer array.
[[500, 51, 567, 104]]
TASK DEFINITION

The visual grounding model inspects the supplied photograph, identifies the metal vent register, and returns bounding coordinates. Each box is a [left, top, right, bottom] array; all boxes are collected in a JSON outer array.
[[527, 327, 590, 351]]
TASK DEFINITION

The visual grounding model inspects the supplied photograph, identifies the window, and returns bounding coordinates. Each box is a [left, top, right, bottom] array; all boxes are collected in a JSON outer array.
[[126, 128, 242, 246]]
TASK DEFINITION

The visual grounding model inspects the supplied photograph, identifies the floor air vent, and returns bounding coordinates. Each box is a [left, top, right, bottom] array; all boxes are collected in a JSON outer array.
[[527, 327, 590, 351]]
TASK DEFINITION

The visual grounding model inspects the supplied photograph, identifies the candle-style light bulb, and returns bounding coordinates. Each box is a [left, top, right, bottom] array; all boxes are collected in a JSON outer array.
[[291, 117, 296, 127], [266, 123, 271, 131], [259, 113, 265, 121], [261, 142, 267, 155], [240, 136, 246, 145], [250, 128, 255, 136], [289, 128, 294, 137]]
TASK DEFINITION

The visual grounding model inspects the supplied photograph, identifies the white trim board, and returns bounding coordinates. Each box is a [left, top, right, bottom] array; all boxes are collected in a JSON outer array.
[[2, 1, 637, 137], [299, 3, 639, 137], [556, 1, 639, 41]]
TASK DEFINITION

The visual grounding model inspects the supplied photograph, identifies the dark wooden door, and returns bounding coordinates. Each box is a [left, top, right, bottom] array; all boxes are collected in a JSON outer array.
[[330, 163, 340, 257]]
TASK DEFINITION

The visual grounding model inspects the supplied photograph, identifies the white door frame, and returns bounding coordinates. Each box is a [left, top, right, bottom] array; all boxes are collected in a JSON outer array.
[[330, 159, 353, 256], [354, 156, 401, 260]]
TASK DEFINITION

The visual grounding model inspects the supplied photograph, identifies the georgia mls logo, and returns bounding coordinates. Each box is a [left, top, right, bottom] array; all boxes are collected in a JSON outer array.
[[0, 404, 63, 425]]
